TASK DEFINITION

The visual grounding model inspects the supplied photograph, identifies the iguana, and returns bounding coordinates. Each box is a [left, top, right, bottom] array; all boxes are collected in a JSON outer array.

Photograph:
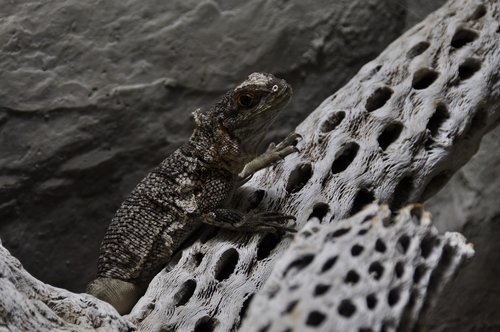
[[87, 73, 299, 314]]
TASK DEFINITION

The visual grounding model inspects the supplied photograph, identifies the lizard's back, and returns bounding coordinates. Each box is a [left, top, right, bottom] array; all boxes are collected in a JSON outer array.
[[96, 148, 232, 285]]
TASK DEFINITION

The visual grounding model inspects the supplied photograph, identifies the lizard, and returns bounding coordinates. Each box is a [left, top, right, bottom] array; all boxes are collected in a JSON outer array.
[[87, 73, 300, 315]]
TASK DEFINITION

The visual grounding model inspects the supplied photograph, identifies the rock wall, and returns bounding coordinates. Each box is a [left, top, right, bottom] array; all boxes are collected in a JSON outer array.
[[424, 126, 500, 331], [0, 0, 407, 292]]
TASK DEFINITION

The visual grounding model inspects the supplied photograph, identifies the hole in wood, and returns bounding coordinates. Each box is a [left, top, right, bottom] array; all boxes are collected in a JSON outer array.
[[306, 311, 327, 327], [391, 175, 414, 210], [308, 202, 330, 222], [412, 68, 439, 89], [375, 239, 387, 253], [427, 102, 450, 137], [345, 270, 360, 284], [413, 264, 427, 283], [469, 4, 486, 20], [366, 293, 378, 310], [194, 316, 216, 332], [283, 300, 299, 315], [369, 261, 384, 280], [365, 86, 393, 112], [174, 279, 197, 307], [193, 252, 204, 267], [388, 288, 400, 306], [451, 27, 478, 48], [331, 142, 359, 174], [286, 163, 312, 194], [351, 244, 364, 256], [420, 235, 437, 258], [458, 58, 481, 80], [248, 189, 266, 210], [408, 289, 418, 308], [214, 248, 239, 281], [257, 233, 281, 261], [395, 261, 405, 278], [406, 41, 430, 59], [350, 188, 375, 215], [358, 228, 369, 235], [320, 255, 338, 273], [284, 254, 314, 277], [397, 234, 411, 254], [338, 299, 356, 317], [410, 205, 424, 225], [327, 227, 351, 239], [257, 324, 270, 332], [320, 111, 346, 132], [314, 284, 331, 296], [378, 122, 403, 151]]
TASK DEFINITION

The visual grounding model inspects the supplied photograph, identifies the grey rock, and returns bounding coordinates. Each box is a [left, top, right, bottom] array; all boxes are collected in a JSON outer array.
[[424, 126, 500, 331], [0, 0, 407, 291]]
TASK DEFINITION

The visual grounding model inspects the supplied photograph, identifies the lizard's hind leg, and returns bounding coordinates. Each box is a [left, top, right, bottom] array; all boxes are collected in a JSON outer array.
[[87, 277, 142, 315]]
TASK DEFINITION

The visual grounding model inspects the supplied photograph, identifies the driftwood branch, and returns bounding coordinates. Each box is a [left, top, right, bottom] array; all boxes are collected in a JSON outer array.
[[128, 0, 498, 330], [239, 204, 474, 331], [0, 240, 133, 331], [0, 0, 498, 330]]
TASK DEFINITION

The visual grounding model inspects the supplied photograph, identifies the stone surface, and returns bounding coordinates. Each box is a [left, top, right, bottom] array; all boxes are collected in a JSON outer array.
[[125, 0, 499, 330], [423, 126, 500, 331], [0, 0, 407, 292]]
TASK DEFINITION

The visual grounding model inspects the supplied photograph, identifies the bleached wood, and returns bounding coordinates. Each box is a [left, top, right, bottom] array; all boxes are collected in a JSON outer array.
[[239, 204, 474, 331], [129, 0, 498, 331], [0, 240, 133, 332]]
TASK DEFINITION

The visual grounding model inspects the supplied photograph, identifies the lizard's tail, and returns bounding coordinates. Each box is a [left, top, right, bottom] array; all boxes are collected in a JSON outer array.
[[87, 277, 142, 315]]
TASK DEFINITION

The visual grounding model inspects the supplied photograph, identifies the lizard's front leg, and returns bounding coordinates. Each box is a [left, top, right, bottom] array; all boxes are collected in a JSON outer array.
[[200, 208, 297, 233], [238, 132, 301, 184]]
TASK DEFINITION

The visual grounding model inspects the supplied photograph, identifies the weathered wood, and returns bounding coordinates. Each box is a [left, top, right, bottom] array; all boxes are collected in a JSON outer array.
[[0, 240, 133, 332], [129, 0, 498, 330], [240, 204, 474, 331]]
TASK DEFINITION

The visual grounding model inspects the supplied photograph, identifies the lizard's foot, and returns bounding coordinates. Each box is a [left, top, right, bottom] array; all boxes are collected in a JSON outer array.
[[87, 277, 142, 315], [267, 132, 302, 154], [237, 210, 297, 234], [239, 132, 301, 180]]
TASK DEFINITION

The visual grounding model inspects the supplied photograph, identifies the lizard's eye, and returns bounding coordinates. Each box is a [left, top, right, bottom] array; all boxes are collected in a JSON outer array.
[[237, 93, 256, 109]]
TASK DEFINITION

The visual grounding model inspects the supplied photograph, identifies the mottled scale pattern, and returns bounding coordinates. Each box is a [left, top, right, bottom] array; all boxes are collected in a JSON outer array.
[[97, 149, 233, 284]]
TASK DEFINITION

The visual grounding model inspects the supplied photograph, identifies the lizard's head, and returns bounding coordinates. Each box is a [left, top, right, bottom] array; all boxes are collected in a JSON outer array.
[[227, 72, 292, 128], [221, 72, 291, 145], [192, 73, 292, 172]]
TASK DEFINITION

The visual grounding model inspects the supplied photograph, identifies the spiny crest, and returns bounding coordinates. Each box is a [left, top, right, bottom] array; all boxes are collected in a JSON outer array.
[[235, 73, 274, 91]]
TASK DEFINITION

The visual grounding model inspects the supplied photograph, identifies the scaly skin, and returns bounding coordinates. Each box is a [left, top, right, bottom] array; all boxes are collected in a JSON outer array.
[[87, 73, 298, 314]]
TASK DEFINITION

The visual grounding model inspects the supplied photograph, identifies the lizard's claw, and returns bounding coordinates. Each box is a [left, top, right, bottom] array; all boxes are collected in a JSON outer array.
[[268, 132, 302, 153], [240, 210, 297, 233]]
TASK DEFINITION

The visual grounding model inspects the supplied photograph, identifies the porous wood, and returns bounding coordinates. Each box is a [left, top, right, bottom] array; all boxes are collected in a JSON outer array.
[[128, 0, 498, 331], [239, 204, 474, 332], [0, 240, 133, 332]]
